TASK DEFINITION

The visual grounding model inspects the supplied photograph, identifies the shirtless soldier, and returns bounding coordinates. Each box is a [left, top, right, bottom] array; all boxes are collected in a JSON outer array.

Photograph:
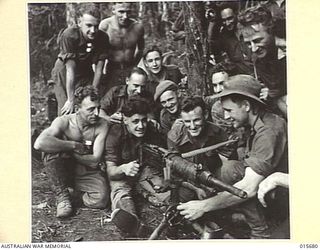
[[34, 86, 109, 218], [99, 2, 145, 95]]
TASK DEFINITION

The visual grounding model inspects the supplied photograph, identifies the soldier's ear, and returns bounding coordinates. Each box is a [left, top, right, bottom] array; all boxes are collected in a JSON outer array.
[[74, 104, 80, 113], [123, 115, 128, 125], [143, 59, 148, 68], [243, 100, 251, 112], [77, 16, 82, 27], [204, 110, 209, 120], [112, 5, 116, 15]]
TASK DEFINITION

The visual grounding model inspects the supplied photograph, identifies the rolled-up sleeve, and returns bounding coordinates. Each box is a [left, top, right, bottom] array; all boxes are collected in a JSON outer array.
[[105, 125, 122, 164], [100, 87, 116, 115], [244, 127, 286, 177], [57, 28, 78, 62]]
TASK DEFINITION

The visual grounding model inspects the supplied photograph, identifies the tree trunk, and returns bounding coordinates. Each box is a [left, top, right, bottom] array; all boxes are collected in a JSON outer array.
[[183, 2, 208, 95], [66, 3, 77, 27]]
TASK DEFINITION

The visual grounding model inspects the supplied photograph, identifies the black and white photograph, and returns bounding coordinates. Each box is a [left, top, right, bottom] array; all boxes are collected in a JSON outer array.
[[29, 1, 289, 242]]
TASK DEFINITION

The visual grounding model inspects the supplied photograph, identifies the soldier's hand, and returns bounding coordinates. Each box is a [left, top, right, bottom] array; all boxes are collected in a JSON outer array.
[[172, 118, 184, 127], [121, 161, 140, 177], [177, 200, 206, 221], [148, 118, 161, 131], [72, 142, 88, 155], [195, 188, 207, 200], [260, 87, 269, 100], [109, 112, 123, 124], [61, 100, 74, 115]]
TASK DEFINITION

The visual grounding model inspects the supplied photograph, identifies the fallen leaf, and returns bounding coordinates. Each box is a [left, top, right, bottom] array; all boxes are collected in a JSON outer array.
[[32, 202, 48, 209]]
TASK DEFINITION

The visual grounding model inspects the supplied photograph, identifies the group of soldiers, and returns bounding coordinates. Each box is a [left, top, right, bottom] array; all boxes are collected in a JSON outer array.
[[34, 1, 288, 239]]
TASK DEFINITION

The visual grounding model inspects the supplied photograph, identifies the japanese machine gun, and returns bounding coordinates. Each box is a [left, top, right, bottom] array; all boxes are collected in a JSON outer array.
[[137, 141, 248, 239], [138, 141, 247, 199]]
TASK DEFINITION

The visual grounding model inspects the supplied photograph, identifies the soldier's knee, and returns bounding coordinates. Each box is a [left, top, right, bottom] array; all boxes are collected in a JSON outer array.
[[83, 191, 110, 209]]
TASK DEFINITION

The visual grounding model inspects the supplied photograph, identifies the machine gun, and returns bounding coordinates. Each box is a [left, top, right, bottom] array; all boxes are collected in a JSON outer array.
[[138, 142, 247, 200], [138, 142, 247, 239]]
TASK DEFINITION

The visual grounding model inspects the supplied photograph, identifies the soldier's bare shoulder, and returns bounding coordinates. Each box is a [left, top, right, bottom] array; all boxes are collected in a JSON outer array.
[[99, 17, 113, 31], [53, 114, 73, 126], [130, 19, 144, 33]]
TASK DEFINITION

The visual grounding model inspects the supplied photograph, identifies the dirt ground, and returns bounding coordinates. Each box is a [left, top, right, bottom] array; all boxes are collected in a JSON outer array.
[[32, 156, 168, 242], [32, 155, 253, 242]]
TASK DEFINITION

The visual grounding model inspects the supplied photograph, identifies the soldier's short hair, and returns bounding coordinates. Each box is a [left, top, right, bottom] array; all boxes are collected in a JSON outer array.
[[78, 3, 101, 20], [143, 46, 163, 60], [74, 86, 100, 105], [128, 67, 148, 79], [180, 96, 207, 114], [121, 96, 150, 117], [238, 5, 274, 34]]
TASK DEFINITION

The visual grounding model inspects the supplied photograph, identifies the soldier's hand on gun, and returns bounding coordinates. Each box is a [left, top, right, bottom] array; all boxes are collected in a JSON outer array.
[[61, 100, 74, 115], [121, 161, 140, 177], [110, 112, 123, 124], [177, 200, 206, 221], [195, 188, 207, 200]]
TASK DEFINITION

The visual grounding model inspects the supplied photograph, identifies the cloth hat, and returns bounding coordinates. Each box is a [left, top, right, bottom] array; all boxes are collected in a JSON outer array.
[[214, 74, 265, 105], [154, 80, 178, 101]]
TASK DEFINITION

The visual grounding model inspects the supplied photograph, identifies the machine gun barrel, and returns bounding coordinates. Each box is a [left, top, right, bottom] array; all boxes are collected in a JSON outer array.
[[181, 139, 238, 158], [169, 155, 247, 199]]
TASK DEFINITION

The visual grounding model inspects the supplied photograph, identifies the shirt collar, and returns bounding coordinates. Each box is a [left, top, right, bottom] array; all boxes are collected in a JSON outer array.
[[252, 111, 266, 133], [180, 122, 217, 147], [77, 26, 88, 48], [115, 85, 128, 98]]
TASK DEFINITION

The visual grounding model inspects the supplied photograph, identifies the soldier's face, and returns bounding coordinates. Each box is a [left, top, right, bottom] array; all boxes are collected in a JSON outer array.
[[113, 3, 132, 27], [221, 8, 236, 31], [181, 106, 205, 137], [78, 96, 100, 125], [243, 24, 275, 59], [126, 73, 147, 96], [124, 114, 148, 138], [79, 14, 99, 40], [212, 72, 228, 94], [160, 90, 179, 114], [144, 51, 162, 74], [221, 97, 249, 129]]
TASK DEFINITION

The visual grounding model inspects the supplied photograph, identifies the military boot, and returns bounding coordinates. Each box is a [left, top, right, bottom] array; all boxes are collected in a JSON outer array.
[[111, 197, 139, 234], [55, 187, 72, 218], [44, 153, 73, 218]]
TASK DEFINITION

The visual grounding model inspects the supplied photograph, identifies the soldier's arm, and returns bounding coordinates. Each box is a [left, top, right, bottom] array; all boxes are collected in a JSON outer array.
[[133, 23, 145, 65], [258, 172, 288, 207], [92, 60, 104, 89], [61, 59, 76, 115], [34, 116, 81, 153], [177, 167, 265, 220], [99, 88, 123, 123], [72, 121, 109, 168]]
